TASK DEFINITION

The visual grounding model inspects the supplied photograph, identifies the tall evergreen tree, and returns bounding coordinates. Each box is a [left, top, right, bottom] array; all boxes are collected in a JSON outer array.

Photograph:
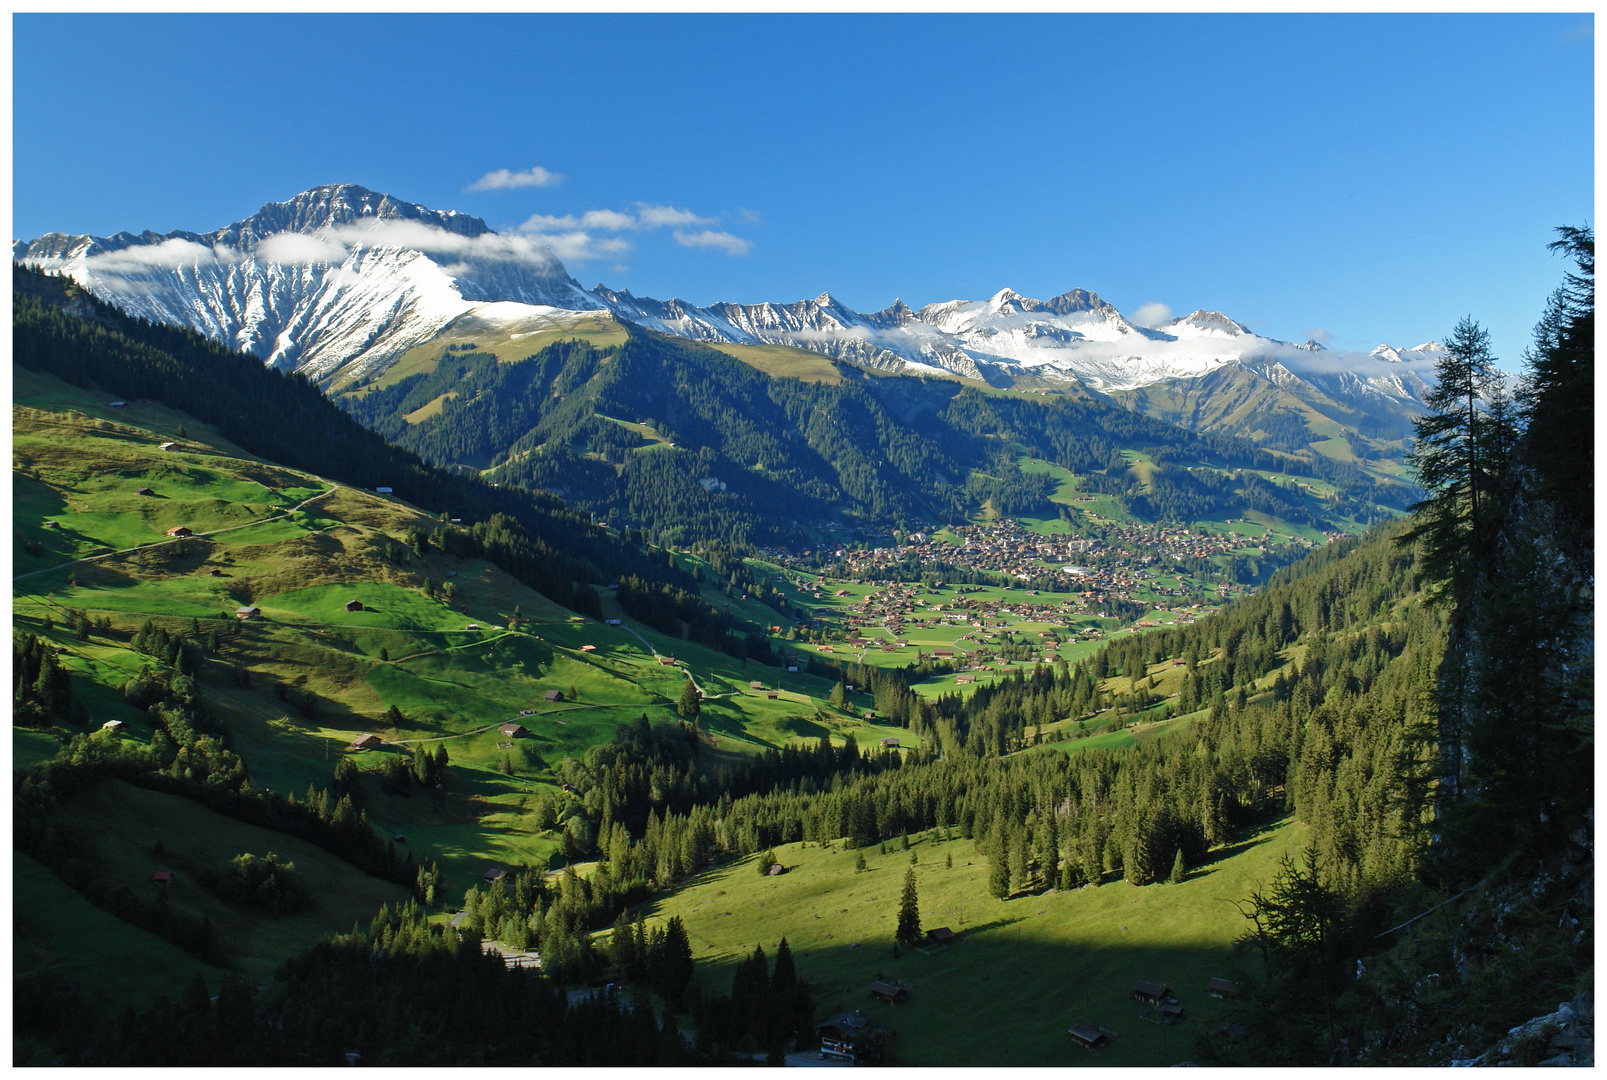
[[895, 865, 921, 947]]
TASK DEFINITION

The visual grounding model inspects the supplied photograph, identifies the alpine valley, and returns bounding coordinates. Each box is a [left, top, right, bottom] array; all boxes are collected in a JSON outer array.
[[10, 185, 1592, 1071]]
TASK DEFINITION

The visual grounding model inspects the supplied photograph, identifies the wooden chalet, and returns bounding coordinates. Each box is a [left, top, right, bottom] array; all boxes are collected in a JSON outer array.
[[1208, 977, 1237, 999], [235, 605, 261, 619], [1132, 980, 1170, 1006], [1067, 1024, 1108, 1051], [483, 868, 507, 884], [543, 689, 563, 702], [580, 644, 596, 653], [657, 656, 676, 665], [933, 647, 955, 657], [101, 720, 126, 734], [766, 690, 779, 699], [868, 981, 908, 1005], [135, 487, 154, 496], [749, 680, 765, 690], [345, 599, 364, 612], [881, 737, 900, 748], [813, 1010, 891, 1063], [499, 722, 527, 738], [351, 733, 384, 750], [1160, 1003, 1185, 1025], [166, 526, 194, 538], [924, 927, 957, 946]]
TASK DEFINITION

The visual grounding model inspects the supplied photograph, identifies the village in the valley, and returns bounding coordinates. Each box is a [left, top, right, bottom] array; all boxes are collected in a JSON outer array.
[[739, 512, 1348, 693]]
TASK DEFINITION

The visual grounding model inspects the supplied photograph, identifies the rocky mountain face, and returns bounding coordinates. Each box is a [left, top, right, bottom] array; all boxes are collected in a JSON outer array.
[[14, 184, 1438, 429]]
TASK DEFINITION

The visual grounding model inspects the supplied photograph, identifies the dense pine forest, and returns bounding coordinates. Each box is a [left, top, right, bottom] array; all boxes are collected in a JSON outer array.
[[11, 226, 1591, 1066]]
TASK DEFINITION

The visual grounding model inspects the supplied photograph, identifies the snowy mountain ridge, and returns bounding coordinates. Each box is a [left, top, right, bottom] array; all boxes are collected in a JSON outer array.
[[14, 184, 1439, 409]]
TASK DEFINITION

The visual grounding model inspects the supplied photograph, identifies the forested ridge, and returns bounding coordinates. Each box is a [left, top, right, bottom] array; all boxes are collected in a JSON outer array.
[[339, 324, 1413, 549]]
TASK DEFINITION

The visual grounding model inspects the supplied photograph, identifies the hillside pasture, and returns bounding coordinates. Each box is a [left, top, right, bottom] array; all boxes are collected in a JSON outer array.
[[624, 818, 1299, 1066]]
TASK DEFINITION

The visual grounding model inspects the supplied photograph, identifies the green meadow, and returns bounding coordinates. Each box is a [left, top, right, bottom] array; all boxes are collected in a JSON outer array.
[[621, 818, 1301, 1066]]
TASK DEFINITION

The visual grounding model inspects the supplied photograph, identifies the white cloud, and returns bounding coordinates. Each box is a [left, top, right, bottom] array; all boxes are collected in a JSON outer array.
[[636, 204, 714, 229], [520, 209, 639, 233], [735, 208, 764, 225], [1130, 302, 1173, 328], [580, 208, 637, 231], [85, 237, 221, 275], [256, 231, 351, 264], [673, 229, 752, 257], [516, 231, 631, 264], [1304, 327, 1332, 344], [465, 166, 565, 192]]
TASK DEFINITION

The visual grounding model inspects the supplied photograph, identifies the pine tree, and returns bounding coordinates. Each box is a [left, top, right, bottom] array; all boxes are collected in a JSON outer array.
[[676, 679, 701, 720], [1169, 848, 1186, 884], [1399, 316, 1511, 602], [896, 864, 921, 947], [988, 852, 1010, 900]]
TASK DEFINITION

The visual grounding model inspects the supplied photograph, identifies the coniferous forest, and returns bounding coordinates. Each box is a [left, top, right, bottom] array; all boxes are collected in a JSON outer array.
[[10, 227, 1592, 1066]]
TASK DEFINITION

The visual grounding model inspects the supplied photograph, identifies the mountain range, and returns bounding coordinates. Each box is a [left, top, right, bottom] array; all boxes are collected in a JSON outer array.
[[14, 184, 1438, 446]]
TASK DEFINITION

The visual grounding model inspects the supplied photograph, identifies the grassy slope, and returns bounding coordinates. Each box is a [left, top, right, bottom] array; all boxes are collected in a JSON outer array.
[[14, 852, 231, 1018], [12, 369, 934, 892], [625, 818, 1301, 1066], [54, 779, 410, 985]]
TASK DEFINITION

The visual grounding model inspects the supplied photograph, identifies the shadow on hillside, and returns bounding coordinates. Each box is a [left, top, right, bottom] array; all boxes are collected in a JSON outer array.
[[1191, 819, 1287, 874]]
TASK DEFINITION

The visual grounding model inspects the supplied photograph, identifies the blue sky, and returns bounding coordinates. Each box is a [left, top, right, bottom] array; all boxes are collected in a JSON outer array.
[[13, 13, 1593, 363]]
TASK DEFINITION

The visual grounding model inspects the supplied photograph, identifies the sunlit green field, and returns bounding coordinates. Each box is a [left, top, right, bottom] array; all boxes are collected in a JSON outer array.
[[622, 818, 1302, 1066]]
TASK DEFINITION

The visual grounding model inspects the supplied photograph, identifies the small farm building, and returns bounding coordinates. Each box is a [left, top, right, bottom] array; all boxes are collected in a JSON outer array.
[[135, 487, 154, 496], [1068, 1025, 1108, 1051], [814, 1011, 891, 1063], [658, 657, 675, 665], [159, 441, 179, 451], [543, 689, 563, 702], [925, 927, 958, 946], [749, 681, 765, 690], [1208, 978, 1236, 998], [580, 644, 596, 653], [1160, 1003, 1185, 1025], [500, 723, 526, 738], [483, 869, 507, 884], [345, 599, 364, 612], [152, 871, 174, 886], [351, 733, 384, 750], [869, 981, 908, 1005], [235, 605, 261, 619], [1132, 980, 1170, 1005], [101, 720, 126, 734], [166, 526, 193, 537], [881, 737, 900, 748], [766, 691, 779, 699]]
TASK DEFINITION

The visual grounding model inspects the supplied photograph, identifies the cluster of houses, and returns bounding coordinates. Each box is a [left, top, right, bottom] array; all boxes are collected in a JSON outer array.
[[767, 514, 1323, 622], [1066, 977, 1237, 1051]]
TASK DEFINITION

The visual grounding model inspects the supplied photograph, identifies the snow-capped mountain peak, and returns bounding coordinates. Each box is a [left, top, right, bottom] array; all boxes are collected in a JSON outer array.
[[15, 184, 1439, 413]]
